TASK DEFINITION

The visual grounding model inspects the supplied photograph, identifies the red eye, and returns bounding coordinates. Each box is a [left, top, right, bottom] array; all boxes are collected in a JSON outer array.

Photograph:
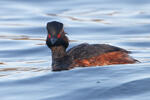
[[57, 33, 61, 38], [48, 34, 51, 38]]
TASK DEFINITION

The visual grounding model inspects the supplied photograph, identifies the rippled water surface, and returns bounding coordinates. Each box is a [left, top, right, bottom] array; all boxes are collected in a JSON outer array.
[[0, 0, 150, 100]]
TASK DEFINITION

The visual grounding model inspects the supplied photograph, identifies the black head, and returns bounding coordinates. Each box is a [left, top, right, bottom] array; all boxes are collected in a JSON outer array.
[[46, 21, 69, 49]]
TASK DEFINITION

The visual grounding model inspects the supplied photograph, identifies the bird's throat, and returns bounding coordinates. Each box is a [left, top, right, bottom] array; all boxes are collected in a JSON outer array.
[[50, 46, 73, 71], [51, 46, 67, 60]]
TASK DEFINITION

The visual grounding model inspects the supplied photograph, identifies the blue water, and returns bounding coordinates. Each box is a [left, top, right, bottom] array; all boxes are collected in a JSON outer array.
[[0, 0, 150, 100]]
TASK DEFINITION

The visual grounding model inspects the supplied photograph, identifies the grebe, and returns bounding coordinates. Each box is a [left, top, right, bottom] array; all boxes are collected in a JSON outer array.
[[46, 21, 138, 71]]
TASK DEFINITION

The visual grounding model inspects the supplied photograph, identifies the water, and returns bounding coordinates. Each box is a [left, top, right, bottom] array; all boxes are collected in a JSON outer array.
[[0, 0, 150, 100]]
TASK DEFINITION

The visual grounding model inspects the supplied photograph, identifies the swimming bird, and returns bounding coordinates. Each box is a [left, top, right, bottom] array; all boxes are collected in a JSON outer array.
[[46, 21, 138, 71]]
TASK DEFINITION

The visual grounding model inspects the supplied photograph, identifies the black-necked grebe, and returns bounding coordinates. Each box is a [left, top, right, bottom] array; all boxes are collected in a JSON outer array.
[[46, 21, 138, 71]]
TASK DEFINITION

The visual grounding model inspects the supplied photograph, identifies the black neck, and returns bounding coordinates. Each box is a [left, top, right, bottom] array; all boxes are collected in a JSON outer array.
[[50, 46, 73, 71], [51, 46, 67, 60]]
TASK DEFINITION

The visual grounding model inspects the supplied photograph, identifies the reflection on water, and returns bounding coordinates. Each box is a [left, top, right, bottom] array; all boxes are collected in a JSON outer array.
[[46, 13, 106, 23], [0, 59, 51, 79], [0, 67, 51, 73], [0, 62, 5, 65], [0, 35, 45, 41]]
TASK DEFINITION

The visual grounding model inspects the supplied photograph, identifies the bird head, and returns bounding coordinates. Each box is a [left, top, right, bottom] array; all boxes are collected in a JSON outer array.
[[46, 21, 69, 49]]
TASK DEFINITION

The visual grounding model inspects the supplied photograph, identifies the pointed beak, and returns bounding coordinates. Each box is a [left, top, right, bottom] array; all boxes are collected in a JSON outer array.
[[50, 37, 57, 45]]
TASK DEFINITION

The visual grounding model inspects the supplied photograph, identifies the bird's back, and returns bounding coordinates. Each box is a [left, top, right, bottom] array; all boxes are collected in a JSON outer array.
[[67, 43, 137, 67], [67, 43, 129, 60]]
